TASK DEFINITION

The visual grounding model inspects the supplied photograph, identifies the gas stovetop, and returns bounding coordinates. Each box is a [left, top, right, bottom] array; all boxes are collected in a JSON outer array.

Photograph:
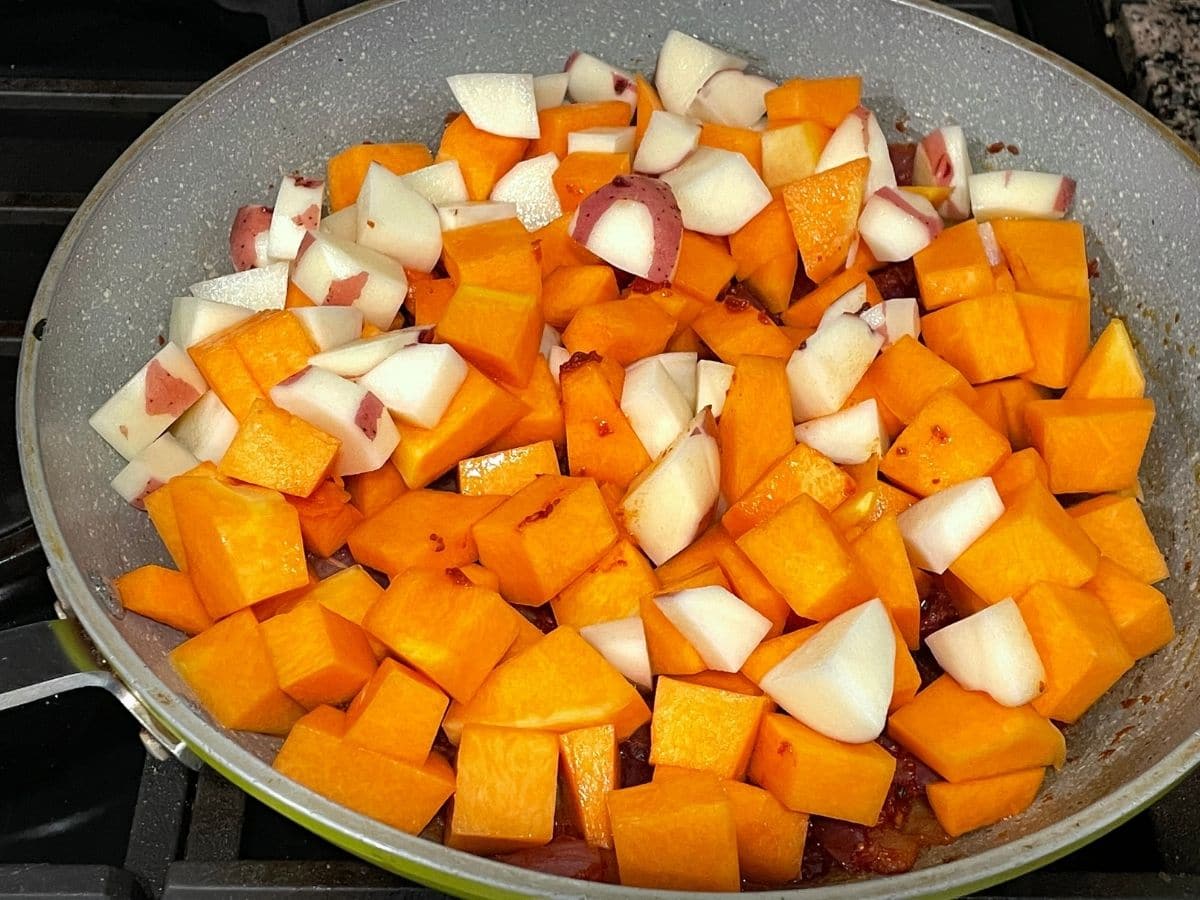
[[2, 1, 1197, 898]]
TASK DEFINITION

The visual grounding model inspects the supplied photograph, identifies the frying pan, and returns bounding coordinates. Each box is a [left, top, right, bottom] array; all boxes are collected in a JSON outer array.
[[6, 0, 1200, 895]]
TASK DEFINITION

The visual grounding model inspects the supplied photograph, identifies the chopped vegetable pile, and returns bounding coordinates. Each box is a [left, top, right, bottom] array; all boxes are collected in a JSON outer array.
[[92, 27, 1171, 892]]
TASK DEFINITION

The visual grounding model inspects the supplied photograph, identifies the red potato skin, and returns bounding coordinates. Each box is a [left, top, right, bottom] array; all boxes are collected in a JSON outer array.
[[229, 204, 273, 271]]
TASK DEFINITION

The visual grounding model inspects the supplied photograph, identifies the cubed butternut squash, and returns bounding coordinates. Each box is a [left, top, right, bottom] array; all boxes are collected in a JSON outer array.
[[782, 158, 869, 283], [1067, 494, 1168, 583], [1016, 582, 1134, 724], [457, 440, 561, 497], [927, 767, 1045, 838], [1024, 397, 1155, 494], [113, 564, 212, 635], [1086, 557, 1175, 660], [171, 608, 305, 734], [558, 724, 619, 849], [650, 677, 771, 780], [363, 566, 517, 703], [737, 493, 874, 621], [273, 705, 454, 834], [260, 600, 377, 708], [912, 219, 996, 309], [447, 724, 559, 854], [887, 675, 1066, 782], [344, 659, 448, 763], [327, 141, 432, 210], [540, 264, 619, 330], [473, 474, 619, 605], [748, 713, 896, 826], [346, 489, 501, 576], [437, 114, 528, 200], [552, 538, 659, 628], [921, 292, 1034, 384]]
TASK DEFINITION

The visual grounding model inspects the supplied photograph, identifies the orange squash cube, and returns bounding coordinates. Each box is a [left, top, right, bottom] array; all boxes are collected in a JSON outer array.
[[627, 283, 710, 335], [865, 335, 977, 424], [327, 141, 432, 210], [436, 114, 528, 200], [730, 202, 798, 282], [561, 298, 676, 365], [113, 564, 212, 635], [699, 122, 762, 172], [437, 284, 543, 387], [552, 151, 630, 213], [472, 474, 619, 605], [634, 74, 663, 147], [344, 459, 407, 518], [171, 608, 305, 734], [558, 724, 619, 849], [675, 670, 764, 696], [187, 318, 266, 420], [409, 276, 457, 326], [1065, 318, 1145, 400], [887, 675, 1067, 782], [650, 677, 771, 779], [973, 378, 1050, 450], [260, 600, 377, 708], [748, 713, 896, 826], [171, 476, 308, 619], [765, 75, 861, 127], [218, 398, 339, 497], [718, 354, 796, 503], [722, 443, 855, 538], [850, 514, 921, 649], [1086, 557, 1175, 660], [286, 480, 364, 557], [552, 538, 658, 628], [723, 781, 809, 885], [484, 355, 565, 452], [674, 230, 738, 303], [454, 626, 651, 739], [949, 479, 1099, 605], [346, 489, 501, 576], [990, 219, 1089, 301], [744, 253, 799, 316], [990, 447, 1050, 500], [737, 493, 874, 621], [343, 659, 448, 763], [692, 296, 794, 363], [912, 219, 996, 309], [713, 541, 792, 637], [231, 311, 317, 392], [302, 565, 385, 657], [927, 768, 1045, 838], [782, 158, 869, 283], [440, 217, 540, 301], [1025, 397, 1155, 494], [498, 603, 546, 662], [921, 292, 1034, 383], [540, 264, 619, 330], [273, 706, 454, 834], [880, 390, 1011, 497], [560, 352, 650, 489], [607, 773, 740, 891], [363, 567, 517, 702], [392, 366, 529, 488], [530, 101, 632, 159], [1067, 494, 1168, 583], [457, 440, 560, 497], [1016, 582, 1133, 723], [531, 213, 600, 277], [1012, 292, 1091, 389], [760, 121, 830, 189]]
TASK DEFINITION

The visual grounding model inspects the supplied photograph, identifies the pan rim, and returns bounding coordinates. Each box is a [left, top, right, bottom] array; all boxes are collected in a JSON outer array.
[[17, 1, 1200, 897]]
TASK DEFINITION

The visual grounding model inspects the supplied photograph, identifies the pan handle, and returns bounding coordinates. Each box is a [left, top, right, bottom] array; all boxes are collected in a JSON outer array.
[[0, 617, 200, 769]]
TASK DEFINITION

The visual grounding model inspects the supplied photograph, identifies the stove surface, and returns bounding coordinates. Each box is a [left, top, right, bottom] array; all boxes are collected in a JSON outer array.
[[1, 1, 1196, 898]]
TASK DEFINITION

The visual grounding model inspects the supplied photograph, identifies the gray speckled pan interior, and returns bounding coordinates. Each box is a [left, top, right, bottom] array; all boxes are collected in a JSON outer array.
[[17, 0, 1200, 896]]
